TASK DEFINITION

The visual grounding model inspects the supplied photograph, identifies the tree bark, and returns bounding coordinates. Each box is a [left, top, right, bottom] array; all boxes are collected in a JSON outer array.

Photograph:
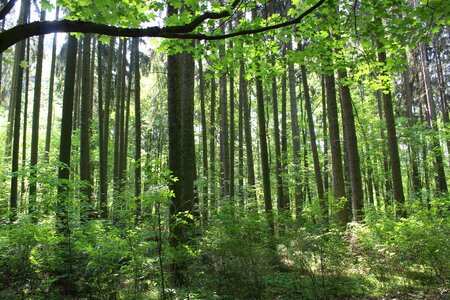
[[44, 6, 59, 162], [9, 0, 28, 219], [256, 74, 274, 235], [199, 59, 209, 219], [376, 42, 406, 217], [300, 63, 325, 213], [29, 10, 46, 214], [325, 73, 348, 226], [337, 69, 364, 221], [79, 33, 93, 218]]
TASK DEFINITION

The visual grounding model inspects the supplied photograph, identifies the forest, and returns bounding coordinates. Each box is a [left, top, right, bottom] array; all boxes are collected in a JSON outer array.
[[0, 0, 449, 299]]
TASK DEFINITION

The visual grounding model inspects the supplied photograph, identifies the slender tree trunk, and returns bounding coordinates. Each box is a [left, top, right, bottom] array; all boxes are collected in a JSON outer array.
[[44, 7, 59, 162], [256, 73, 274, 235], [322, 75, 329, 195], [209, 73, 217, 210], [287, 40, 303, 215], [238, 65, 244, 207], [80, 33, 93, 218], [377, 41, 406, 217], [99, 37, 114, 219], [403, 62, 421, 199], [241, 61, 256, 202], [199, 60, 209, 219], [119, 39, 128, 184], [376, 90, 391, 209], [20, 37, 30, 206], [219, 44, 230, 198], [73, 39, 82, 131], [271, 64, 286, 213], [300, 63, 325, 213], [281, 64, 290, 211], [229, 61, 235, 203], [132, 38, 142, 222], [9, 0, 28, 219], [29, 10, 46, 214], [113, 40, 123, 190], [419, 42, 447, 194]]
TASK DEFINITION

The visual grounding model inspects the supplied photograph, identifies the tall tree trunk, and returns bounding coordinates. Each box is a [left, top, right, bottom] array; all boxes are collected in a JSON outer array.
[[219, 43, 230, 198], [132, 38, 142, 222], [113, 39, 123, 190], [119, 39, 128, 184], [9, 0, 28, 220], [167, 4, 189, 287], [325, 73, 348, 226], [55, 34, 78, 294], [271, 64, 286, 213], [29, 10, 46, 214], [337, 69, 364, 221], [238, 64, 244, 207], [209, 73, 217, 210], [300, 63, 325, 213], [376, 90, 391, 209], [44, 6, 59, 162], [199, 59, 209, 219], [99, 37, 115, 219], [376, 41, 406, 217], [229, 60, 235, 203], [419, 42, 447, 194], [403, 61, 421, 199], [182, 45, 196, 217], [72, 39, 82, 131], [256, 73, 274, 235], [322, 75, 329, 195], [21, 37, 30, 206], [241, 61, 256, 202], [281, 63, 290, 211], [80, 33, 93, 218], [287, 40, 303, 215]]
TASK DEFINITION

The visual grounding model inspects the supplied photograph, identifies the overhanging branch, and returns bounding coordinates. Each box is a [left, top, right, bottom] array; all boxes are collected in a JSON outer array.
[[0, 0, 325, 53]]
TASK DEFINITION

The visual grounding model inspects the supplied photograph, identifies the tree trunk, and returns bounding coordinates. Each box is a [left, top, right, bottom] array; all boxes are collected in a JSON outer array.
[[281, 63, 290, 211], [300, 63, 325, 214], [377, 42, 406, 217], [199, 59, 209, 219], [419, 42, 447, 194], [325, 73, 348, 226], [44, 6, 59, 162], [9, 0, 28, 220], [29, 10, 46, 214], [132, 38, 142, 222], [256, 74, 274, 235], [241, 61, 256, 202], [99, 37, 114, 219], [219, 43, 230, 198], [182, 45, 196, 217], [79, 33, 93, 218], [55, 34, 78, 294], [209, 73, 217, 210], [337, 69, 364, 221], [271, 64, 286, 213], [287, 40, 303, 215], [20, 37, 30, 207]]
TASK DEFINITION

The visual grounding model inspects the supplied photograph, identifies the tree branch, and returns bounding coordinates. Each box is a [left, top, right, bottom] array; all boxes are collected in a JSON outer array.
[[0, 0, 325, 53], [0, 0, 17, 20]]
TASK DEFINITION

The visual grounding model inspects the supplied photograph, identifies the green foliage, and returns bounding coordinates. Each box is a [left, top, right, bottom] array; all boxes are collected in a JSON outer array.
[[193, 205, 275, 299]]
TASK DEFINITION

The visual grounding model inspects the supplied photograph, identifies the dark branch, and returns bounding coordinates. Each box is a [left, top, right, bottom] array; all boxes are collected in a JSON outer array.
[[0, 0, 325, 53], [0, 0, 17, 20]]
